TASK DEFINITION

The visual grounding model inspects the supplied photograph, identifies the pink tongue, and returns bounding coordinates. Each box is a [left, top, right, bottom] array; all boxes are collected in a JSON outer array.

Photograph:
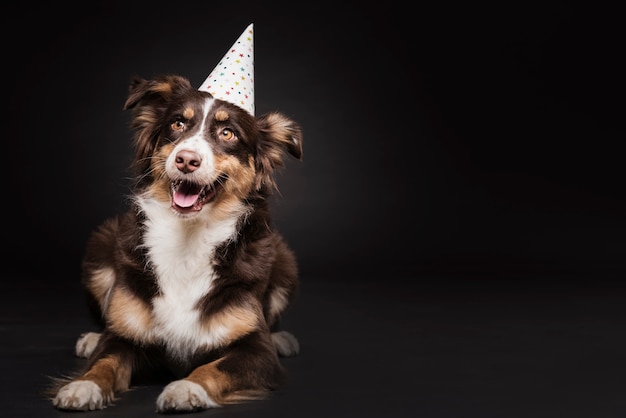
[[173, 190, 199, 208]]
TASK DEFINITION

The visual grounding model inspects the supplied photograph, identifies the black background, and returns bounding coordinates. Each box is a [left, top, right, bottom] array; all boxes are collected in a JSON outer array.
[[3, 1, 626, 417], [4, 1, 625, 279]]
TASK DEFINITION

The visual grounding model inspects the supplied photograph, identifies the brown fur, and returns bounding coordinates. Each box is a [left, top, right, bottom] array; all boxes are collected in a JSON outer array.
[[48, 74, 303, 413]]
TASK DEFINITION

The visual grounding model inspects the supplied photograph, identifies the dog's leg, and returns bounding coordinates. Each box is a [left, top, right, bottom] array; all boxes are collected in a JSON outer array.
[[156, 332, 283, 413], [53, 334, 133, 411], [264, 237, 300, 358]]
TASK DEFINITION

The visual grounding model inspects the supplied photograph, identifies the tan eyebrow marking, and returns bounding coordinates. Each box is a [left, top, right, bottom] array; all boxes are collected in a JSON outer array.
[[215, 110, 229, 121], [183, 107, 195, 119]]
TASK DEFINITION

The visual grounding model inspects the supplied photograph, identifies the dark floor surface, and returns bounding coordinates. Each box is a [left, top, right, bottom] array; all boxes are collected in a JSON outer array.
[[2, 270, 626, 418]]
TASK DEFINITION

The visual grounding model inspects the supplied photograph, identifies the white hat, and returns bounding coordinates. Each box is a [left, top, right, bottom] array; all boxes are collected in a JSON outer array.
[[198, 23, 255, 116]]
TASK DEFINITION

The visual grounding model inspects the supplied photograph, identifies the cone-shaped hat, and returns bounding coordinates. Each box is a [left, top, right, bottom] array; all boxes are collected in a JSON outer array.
[[199, 24, 254, 116]]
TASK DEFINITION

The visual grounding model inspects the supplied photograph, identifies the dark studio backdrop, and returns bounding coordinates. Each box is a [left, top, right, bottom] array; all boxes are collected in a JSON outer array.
[[2, 2, 626, 417], [5, 1, 624, 282]]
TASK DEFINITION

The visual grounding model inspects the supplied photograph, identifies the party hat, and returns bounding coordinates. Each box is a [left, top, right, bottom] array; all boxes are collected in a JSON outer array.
[[199, 23, 255, 116]]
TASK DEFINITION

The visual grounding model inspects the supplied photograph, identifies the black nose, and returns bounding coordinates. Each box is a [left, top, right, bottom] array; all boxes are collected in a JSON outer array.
[[175, 150, 202, 173]]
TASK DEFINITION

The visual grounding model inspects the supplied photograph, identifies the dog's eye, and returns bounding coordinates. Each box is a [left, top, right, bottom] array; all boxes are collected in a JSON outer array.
[[171, 121, 185, 132], [219, 128, 236, 142]]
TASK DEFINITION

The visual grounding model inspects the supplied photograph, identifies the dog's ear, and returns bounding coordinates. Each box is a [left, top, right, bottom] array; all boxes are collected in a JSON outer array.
[[254, 112, 303, 191], [123, 75, 193, 175], [123, 75, 193, 110]]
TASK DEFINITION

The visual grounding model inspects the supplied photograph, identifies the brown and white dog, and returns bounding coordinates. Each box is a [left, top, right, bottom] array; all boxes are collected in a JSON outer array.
[[50, 74, 303, 412]]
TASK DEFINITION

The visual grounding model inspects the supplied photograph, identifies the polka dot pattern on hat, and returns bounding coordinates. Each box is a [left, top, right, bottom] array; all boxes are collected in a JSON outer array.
[[199, 23, 255, 116]]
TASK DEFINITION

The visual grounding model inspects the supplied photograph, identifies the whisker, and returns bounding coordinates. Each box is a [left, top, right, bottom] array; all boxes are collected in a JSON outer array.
[[130, 158, 169, 186], [214, 173, 228, 188], [162, 136, 176, 145]]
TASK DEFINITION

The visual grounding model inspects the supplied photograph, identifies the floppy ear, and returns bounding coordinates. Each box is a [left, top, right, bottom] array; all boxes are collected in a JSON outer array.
[[123, 74, 193, 110], [254, 112, 303, 191], [123, 75, 194, 175]]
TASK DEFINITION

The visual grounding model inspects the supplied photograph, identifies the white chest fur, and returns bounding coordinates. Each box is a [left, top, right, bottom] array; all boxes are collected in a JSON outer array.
[[137, 197, 243, 359]]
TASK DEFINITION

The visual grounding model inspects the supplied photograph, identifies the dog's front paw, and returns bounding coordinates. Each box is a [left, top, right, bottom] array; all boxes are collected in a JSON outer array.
[[53, 380, 106, 411], [156, 380, 218, 413], [75, 332, 101, 358]]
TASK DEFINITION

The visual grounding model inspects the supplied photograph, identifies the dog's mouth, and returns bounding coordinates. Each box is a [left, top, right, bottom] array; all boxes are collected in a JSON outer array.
[[170, 176, 225, 214]]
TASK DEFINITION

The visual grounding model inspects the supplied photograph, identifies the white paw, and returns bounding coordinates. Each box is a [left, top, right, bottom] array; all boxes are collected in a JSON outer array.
[[75, 332, 101, 358], [53, 380, 105, 411], [156, 380, 217, 412], [271, 331, 300, 357]]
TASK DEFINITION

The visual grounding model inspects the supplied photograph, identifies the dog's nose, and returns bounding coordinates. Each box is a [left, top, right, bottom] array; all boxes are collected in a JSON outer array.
[[175, 150, 202, 173]]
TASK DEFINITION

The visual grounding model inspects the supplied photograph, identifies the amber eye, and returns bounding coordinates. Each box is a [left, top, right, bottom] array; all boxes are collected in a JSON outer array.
[[171, 120, 185, 132], [219, 128, 236, 141]]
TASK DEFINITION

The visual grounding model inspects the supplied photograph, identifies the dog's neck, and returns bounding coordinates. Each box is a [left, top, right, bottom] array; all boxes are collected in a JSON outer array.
[[133, 195, 247, 248]]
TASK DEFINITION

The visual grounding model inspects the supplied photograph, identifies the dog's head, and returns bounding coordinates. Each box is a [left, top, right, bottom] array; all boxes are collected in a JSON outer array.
[[123, 75, 302, 218]]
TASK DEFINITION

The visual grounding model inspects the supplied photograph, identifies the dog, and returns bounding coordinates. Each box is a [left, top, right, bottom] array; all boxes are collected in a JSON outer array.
[[49, 73, 303, 413]]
